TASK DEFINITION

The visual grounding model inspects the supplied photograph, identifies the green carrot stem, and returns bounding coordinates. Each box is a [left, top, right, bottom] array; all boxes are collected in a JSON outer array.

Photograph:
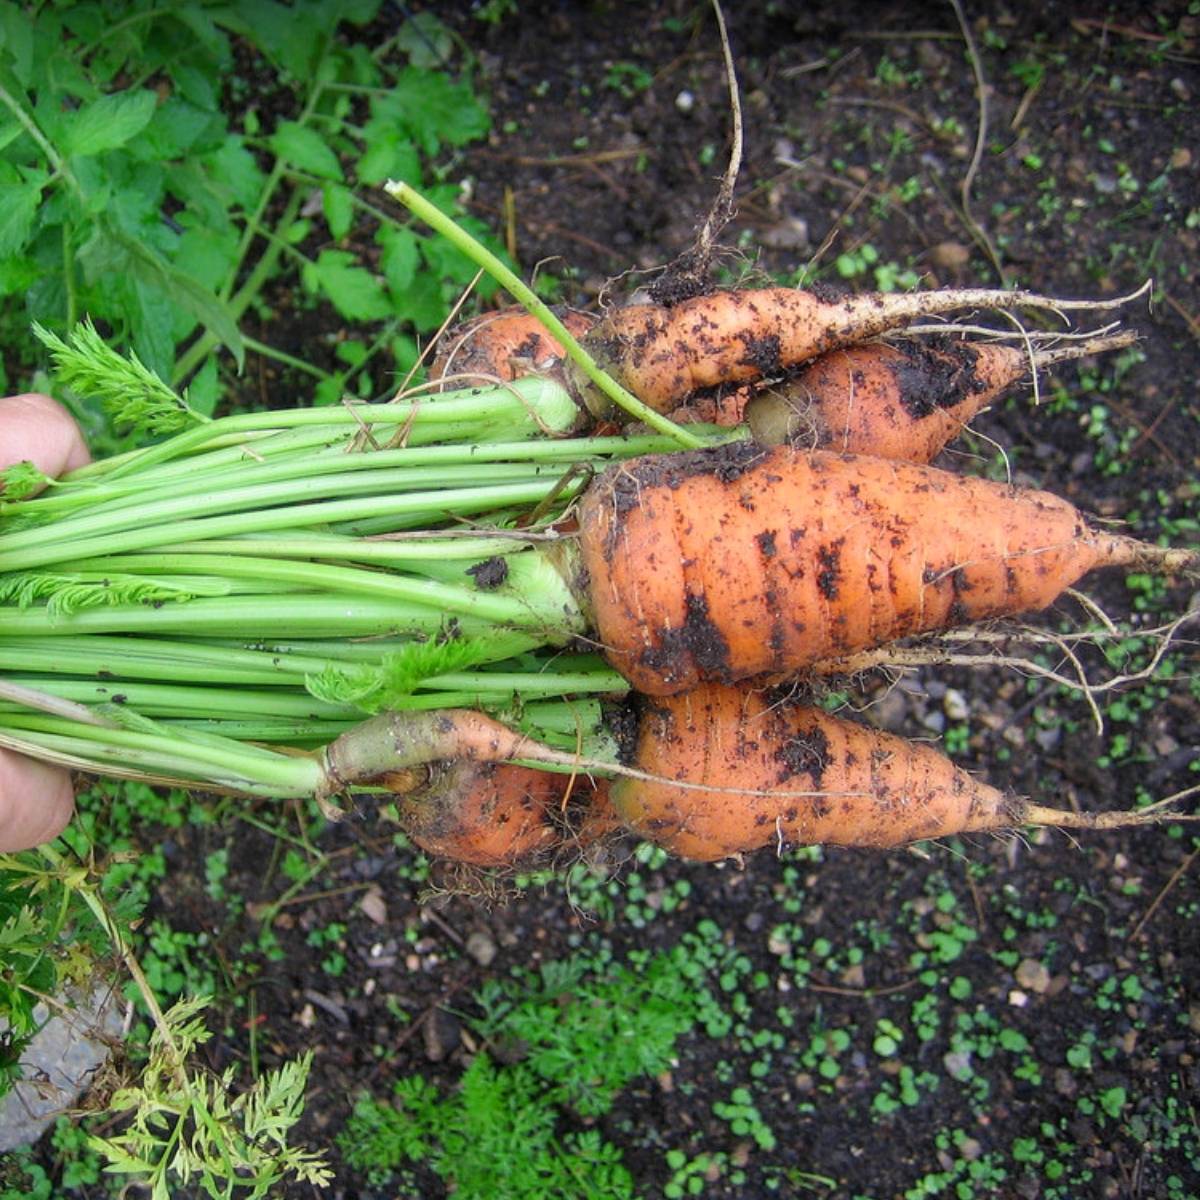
[[0, 713, 324, 795], [145, 717, 359, 743], [63, 375, 583, 481], [0, 477, 586, 571], [0, 635, 342, 684], [152, 534, 537, 563], [37, 550, 585, 631], [0, 678, 359, 720], [387, 182, 705, 448], [20, 428, 705, 528], [0, 594, 562, 641], [1, 461, 568, 558]]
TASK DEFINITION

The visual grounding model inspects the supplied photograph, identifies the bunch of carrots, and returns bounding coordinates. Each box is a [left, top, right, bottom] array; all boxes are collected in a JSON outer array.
[[1, 189, 1195, 872]]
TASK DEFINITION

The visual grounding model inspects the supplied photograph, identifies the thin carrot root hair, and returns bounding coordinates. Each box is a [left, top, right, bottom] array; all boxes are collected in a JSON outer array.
[[572, 280, 1153, 417], [813, 606, 1199, 737]]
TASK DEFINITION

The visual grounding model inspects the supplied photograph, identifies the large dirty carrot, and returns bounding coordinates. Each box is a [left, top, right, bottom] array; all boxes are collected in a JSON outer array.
[[575, 442, 1196, 695], [743, 331, 1136, 462], [608, 683, 1179, 861], [570, 284, 1145, 417]]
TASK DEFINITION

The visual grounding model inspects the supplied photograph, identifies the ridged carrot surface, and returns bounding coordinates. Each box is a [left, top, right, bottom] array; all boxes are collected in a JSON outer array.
[[576, 443, 1188, 695]]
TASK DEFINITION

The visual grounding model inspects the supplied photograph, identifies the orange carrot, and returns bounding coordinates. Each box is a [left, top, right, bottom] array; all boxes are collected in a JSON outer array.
[[744, 332, 1136, 461], [429, 306, 596, 386], [610, 684, 1011, 859], [395, 760, 565, 866], [571, 285, 1138, 416], [610, 684, 1169, 861], [319, 708, 618, 866], [574, 443, 1195, 695]]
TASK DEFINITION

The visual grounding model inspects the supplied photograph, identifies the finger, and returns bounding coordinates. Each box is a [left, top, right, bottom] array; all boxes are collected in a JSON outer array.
[[0, 749, 76, 851], [0, 393, 91, 478]]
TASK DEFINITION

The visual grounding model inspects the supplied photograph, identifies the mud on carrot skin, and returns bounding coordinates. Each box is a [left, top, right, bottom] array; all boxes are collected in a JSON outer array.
[[572, 442, 1197, 696], [607, 683, 1195, 863], [743, 331, 1137, 462], [568, 283, 1148, 418]]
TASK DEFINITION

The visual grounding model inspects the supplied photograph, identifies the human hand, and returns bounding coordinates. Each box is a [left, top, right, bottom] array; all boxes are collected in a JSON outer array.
[[0, 394, 90, 850]]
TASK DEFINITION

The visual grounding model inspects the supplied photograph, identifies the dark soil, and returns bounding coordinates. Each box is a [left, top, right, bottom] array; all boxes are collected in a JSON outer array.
[[27, 2, 1200, 1197]]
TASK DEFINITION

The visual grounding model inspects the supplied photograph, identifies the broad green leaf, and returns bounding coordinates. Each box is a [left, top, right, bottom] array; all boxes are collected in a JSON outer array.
[[357, 130, 420, 187], [184, 357, 220, 417], [334, 339, 367, 367], [389, 269, 446, 333], [77, 224, 131, 285], [313, 373, 348, 406], [217, 0, 327, 80], [172, 62, 218, 111], [105, 157, 167, 242], [201, 135, 266, 210], [396, 12, 453, 69], [60, 90, 157, 157], [108, 222, 245, 368], [302, 249, 391, 322], [174, 219, 240, 294], [284, 218, 312, 244], [174, 4, 231, 64], [322, 181, 354, 239], [0, 255, 38, 297], [336, 0, 383, 25], [390, 333, 419, 377], [269, 119, 342, 181], [378, 225, 418, 294], [165, 161, 239, 234], [0, 1, 34, 84], [0, 176, 43, 256], [135, 97, 221, 160], [385, 68, 490, 156], [0, 114, 22, 154]]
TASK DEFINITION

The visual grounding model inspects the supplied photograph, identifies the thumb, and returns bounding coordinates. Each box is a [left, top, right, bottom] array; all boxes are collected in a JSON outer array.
[[0, 749, 76, 851], [0, 393, 91, 479]]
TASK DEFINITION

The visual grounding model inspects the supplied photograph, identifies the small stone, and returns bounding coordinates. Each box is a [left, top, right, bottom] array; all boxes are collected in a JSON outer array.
[[943, 689, 969, 722], [675, 89, 695, 114], [423, 1008, 461, 1063], [760, 215, 810, 250], [1053, 1067, 1077, 1097], [1188, 1004, 1200, 1034], [915, 40, 949, 73], [359, 885, 387, 926], [841, 963, 866, 989], [929, 241, 970, 272], [1170, 146, 1192, 169], [944, 1050, 972, 1078], [1008, 989, 1030, 1008], [1170, 77, 1191, 102], [1034, 726, 1061, 751], [1016, 958, 1051, 994], [466, 930, 497, 967]]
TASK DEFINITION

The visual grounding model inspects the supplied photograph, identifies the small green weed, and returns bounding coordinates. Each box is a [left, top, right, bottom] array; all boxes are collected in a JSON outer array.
[[340, 944, 700, 1194]]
